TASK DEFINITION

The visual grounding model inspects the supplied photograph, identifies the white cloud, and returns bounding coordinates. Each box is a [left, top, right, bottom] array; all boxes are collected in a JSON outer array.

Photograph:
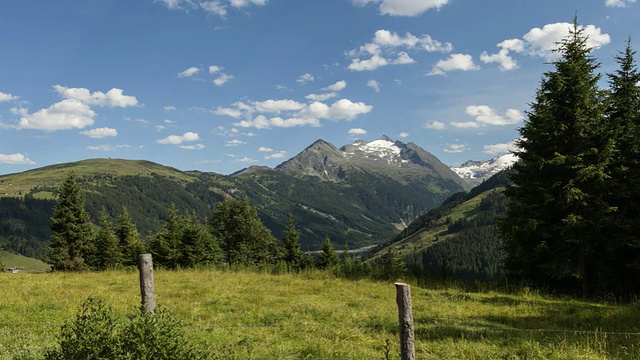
[[0, 92, 19, 102], [328, 99, 373, 120], [230, 0, 267, 8], [399, 132, 409, 138], [17, 99, 95, 131], [265, 151, 287, 159], [81, 127, 118, 138], [323, 80, 347, 91], [465, 105, 523, 126], [254, 99, 306, 113], [213, 73, 233, 86], [258, 146, 273, 152], [450, 121, 480, 129], [483, 140, 519, 155], [178, 66, 200, 77], [423, 121, 445, 130], [348, 128, 368, 135], [305, 92, 338, 102], [209, 64, 223, 74], [236, 157, 258, 163], [480, 48, 518, 71], [523, 23, 610, 58], [213, 106, 244, 118], [53, 85, 139, 107], [157, 131, 200, 144], [348, 29, 452, 71], [155, 0, 183, 10], [200, 1, 227, 17], [234, 115, 319, 129], [353, 0, 450, 16], [179, 144, 206, 150], [443, 143, 468, 153], [429, 54, 480, 75], [87, 145, 114, 151], [0, 153, 35, 165], [226, 139, 246, 146], [297, 73, 315, 84], [164, 105, 176, 111], [367, 80, 381, 92], [606, 0, 636, 6]]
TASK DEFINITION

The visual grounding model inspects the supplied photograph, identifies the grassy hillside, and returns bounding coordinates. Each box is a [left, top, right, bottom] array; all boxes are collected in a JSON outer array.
[[1, 269, 639, 359], [1, 250, 51, 272], [370, 170, 511, 281]]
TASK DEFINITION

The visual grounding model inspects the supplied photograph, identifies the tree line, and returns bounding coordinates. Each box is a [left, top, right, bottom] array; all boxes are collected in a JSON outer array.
[[46, 172, 406, 279], [501, 18, 640, 296]]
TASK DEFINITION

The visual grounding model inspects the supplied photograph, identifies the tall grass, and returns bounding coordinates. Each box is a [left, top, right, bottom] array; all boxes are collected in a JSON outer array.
[[2, 269, 640, 359]]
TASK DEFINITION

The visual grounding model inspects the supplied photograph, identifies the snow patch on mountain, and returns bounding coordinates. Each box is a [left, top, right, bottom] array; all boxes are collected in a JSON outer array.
[[451, 153, 517, 183]]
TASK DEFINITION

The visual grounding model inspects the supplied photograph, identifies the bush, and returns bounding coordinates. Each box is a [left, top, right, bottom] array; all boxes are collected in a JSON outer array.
[[45, 297, 204, 360]]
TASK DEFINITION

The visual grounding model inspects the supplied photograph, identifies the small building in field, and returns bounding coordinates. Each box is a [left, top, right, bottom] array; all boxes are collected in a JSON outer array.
[[7, 267, 19, 273]]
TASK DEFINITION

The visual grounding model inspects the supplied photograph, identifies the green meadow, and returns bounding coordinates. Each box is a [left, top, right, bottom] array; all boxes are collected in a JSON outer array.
[[2, 269, 640, 359]]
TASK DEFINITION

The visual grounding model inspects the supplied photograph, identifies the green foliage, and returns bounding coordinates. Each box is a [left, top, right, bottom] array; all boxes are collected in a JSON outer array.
[[115, 207, 145, 267], [0, 247, 5, 272], [281, 214, 305, 271], [44, 297, 203, 360], [501, 19, 632, 296], [179, 213, 222, 267], [147, 204, 183, 269], [91, 211, 122, 270], [209, 198, 282, 266], [47, 173, 93, 271], [316, 236, 339, 269]]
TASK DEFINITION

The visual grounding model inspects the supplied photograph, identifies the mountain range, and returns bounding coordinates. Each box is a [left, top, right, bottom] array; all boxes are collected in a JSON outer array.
[[451, 153, 517, 185], [0, 136, 473, 259]]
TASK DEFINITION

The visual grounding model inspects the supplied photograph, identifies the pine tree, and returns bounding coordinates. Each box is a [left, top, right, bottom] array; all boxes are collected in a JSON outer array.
[[501, 18, 614, 294], [115, 207, 144, 267], [92, 211, 122, 270], [209, 199, 281, 266], [316, 236, 339, 269], [281, 214, 304, 271], [0, 247, 5, 272], [47, 173, 93, 271]]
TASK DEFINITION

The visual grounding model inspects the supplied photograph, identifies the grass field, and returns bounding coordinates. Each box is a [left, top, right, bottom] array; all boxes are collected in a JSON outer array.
[[1, 251, 51, 273], [2, 269, 640, 359]]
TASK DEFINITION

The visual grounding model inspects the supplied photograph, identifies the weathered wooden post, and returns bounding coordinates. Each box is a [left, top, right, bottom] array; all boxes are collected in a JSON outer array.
[[138, 253, 155, 313], [395, 282, 415, 360]]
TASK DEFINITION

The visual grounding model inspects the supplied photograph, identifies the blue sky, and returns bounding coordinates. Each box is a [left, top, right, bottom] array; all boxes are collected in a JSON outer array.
[[0, 0, 638, 175]]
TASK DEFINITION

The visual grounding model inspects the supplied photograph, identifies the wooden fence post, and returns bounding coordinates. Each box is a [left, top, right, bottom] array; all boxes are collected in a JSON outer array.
[[395, 282, 415, 360], [138, 253, 155, 313]]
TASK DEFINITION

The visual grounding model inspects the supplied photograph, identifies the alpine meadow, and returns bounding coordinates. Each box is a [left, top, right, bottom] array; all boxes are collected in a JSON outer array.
[[3, 1, 640, 359]]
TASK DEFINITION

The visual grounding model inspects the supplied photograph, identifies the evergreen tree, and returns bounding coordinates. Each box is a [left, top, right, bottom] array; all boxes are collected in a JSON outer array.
[[92, 211, 122, 270], [180, 213, 222, 267], [47, 173, 93, 271], [604, 38, 640, 292], [147, 204, 183, 269], [115, 207, 144, 267], [501, 19, 615, 294], [378, 249, 406, 280], [316, 236, 339, 269], [281, 214, 304, 271], [209, 199, 281, 266]]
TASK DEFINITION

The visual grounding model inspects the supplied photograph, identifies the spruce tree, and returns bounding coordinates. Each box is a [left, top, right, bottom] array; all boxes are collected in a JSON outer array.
[[180, 213, 222, 267], [147, 203, 183, 269], [501, 18, 614, 294], [604, 39, 640, 292], [92, 211, 122, 270], [316, 236, 339, 269], [282, 214, 304, 271], [209, 199, 281, 266], [47, 173, 93, 271], [115, 207, 144, 267]]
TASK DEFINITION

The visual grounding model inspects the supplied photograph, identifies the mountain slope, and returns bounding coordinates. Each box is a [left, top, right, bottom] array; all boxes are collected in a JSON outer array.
[[451, 154, 517, 186], [369, 170, 512, 281], [0, 137, 469, 258]]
